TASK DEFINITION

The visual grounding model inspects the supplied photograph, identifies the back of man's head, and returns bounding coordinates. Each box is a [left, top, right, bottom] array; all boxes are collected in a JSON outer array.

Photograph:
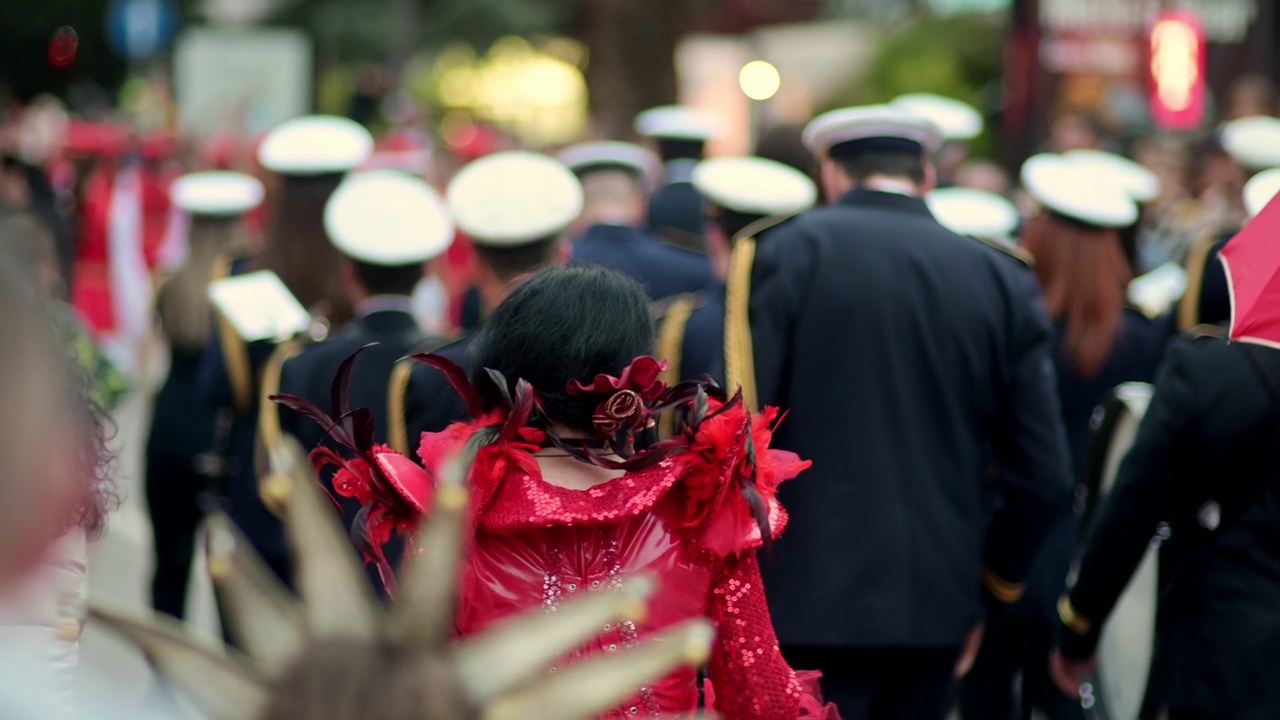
[[578, 170, 646, 228]]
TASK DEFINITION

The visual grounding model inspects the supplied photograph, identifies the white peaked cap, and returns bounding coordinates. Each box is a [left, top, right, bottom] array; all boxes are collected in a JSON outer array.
[[1020, 153, 1139, 228], [1064, 149, 1161, 203], [692, 156, 817, 217], [802, 104, 945, 156], [1244, 167, 1280, 218], [1222, 115, 1280, 170], [257, 115, 375, 175], [890, 93, 983, 141], [446, 151, 584, 247], [324, 170, 454, 266], [171, 171, 265, 217], [633, 105, 720, 141], [926, 187, 1019, 239], [556, 141, 661, 189]]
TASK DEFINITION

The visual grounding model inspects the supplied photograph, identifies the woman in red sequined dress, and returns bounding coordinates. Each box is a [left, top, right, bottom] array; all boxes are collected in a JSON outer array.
[[283, 265, 836, 719]]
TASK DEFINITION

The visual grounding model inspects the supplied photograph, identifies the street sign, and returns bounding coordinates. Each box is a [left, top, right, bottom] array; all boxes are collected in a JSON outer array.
[[106, 0, 179, 62]]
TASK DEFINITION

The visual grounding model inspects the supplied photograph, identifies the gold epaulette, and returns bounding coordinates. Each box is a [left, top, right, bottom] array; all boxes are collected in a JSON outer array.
[[1189, 323, 1227, 340], [1057, 596, 1092, 635], [968, 234, 1034, 266], [655, 295, 697, 438], [1178, 227, 1229, 332], [723, 236, 759, 413], [387, 356, 416, 455], [211, 253, 255, 416], [255, 338, 306, 516], [387, 334, 462, 456], [982, 568, 1027, 604]]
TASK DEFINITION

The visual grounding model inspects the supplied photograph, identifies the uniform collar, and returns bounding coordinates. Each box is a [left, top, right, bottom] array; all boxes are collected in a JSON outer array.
[[356, 296, 419, 335], [836, 187, 933, 218], [665, 159, 698, 183], [581, 223, 649, 243]]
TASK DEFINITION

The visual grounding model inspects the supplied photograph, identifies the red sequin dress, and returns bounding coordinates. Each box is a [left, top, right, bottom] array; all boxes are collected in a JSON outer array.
[[413, 402, 819, 719]]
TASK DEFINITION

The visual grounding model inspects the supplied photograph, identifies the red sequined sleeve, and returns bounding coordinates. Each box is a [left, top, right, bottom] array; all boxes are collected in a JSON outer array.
[[706, 551, 802, 720]]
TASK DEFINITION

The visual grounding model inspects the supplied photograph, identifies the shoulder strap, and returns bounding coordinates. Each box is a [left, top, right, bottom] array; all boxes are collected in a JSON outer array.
[[655, 296, 697, 438], [723, 236, 759, 413], [1177, 228, 1221, 332], [967, 234, 1034, 266], [387, 335, 457, 456], [254, 338, 306, 515], [211, 253, 255, 416]]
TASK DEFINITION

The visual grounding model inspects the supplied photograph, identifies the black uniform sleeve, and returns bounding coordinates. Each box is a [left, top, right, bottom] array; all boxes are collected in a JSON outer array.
[[747, 224, 819, 407], [1057, 340, 1197, 660], [983, 274, 1074, 604]]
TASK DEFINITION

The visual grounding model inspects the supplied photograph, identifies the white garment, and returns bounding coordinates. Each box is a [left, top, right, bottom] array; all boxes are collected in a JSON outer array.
[[0, 528, 88, 716]]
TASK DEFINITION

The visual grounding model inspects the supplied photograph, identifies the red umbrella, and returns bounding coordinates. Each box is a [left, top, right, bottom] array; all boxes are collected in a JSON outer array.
[[1223, 191, 1280, 347]]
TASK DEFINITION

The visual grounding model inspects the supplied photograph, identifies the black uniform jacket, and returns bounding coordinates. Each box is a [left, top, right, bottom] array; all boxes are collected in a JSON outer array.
[[398, 334, 477, 453], [1059, 336, 1280, 719], [198, 257, 290, 578], [272, 307, 437, 590], [745, 188, 1073, 648], [571, 223, 712, 301]]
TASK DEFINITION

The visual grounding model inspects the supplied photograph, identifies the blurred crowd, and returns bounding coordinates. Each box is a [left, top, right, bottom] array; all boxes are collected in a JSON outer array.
[[1, 58, 1280, 720]]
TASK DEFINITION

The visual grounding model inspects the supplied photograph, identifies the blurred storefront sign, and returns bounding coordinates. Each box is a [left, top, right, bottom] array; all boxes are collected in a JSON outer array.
[[174, 28, 312, 136], [1148, 11, 1206, 131], [1004, 0, 1268, 167]]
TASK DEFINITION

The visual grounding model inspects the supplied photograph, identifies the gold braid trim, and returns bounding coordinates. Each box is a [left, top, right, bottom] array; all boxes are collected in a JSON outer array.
[[655, 296, 696, 438], [1178, 228, 1217, 332], [1057, 596, 1092, 635], [982, 568, 1027, 604], [387, 357, 415, 455], [211, 254, 255, 417], [723, 236, 759, 413], [256, 339, 304, 516]]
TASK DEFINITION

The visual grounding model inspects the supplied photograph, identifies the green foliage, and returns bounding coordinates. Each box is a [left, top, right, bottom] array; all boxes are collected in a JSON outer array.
[[827, 10, 1007, 155]]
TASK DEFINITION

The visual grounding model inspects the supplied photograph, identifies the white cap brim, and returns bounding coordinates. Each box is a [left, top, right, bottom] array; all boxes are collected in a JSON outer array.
[[926, 187, 1019, 238], [557, 141, 661, 190], [171, 171, 265, 217], [890, 93, 983, 141], [1064, 149, 1161, 203], [803, 104, 945, 156], [446, 151, 584, 247], [324, 170, 454, 265], [692, 156, 817, 217], [1222, 115, 1280, 170], [1020, 153, 1138, 228], [633, 105, 720, 141], [258, 115, 375, 176], [1244, 167, 1280, 217]]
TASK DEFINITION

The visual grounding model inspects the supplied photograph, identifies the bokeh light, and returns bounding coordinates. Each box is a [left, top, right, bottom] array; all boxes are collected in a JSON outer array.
[[739, 60, 781, 101]]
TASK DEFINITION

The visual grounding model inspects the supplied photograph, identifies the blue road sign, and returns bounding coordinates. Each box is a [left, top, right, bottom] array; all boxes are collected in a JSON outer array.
[[106, 0, 179, 62]]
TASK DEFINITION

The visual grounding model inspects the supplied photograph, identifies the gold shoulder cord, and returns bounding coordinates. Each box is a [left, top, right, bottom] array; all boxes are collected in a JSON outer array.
[[212, 254, 255, 416], [255, 339, 305, 515], [387, 358, 416, 455], [723, 235, 759, 413], [1178, 228, 1218, 332], [655, 296, 696, 438]]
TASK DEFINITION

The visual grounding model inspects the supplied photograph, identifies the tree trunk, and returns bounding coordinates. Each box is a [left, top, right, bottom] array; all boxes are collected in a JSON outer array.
[[578, 0, 685, 140]]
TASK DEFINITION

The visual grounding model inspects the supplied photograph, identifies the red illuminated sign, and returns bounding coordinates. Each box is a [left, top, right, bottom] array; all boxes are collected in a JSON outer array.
[[1149, 11, 1206, 131]]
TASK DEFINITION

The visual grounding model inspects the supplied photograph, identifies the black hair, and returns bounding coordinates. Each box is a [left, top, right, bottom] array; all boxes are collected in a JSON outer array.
[[351, 261, 422, 297], [469, 264, 654, 431], [830, 147, 926, 185], [473, 237, 560, 283], [655, 138, 706, 162], [712, 208, 765, 243]]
